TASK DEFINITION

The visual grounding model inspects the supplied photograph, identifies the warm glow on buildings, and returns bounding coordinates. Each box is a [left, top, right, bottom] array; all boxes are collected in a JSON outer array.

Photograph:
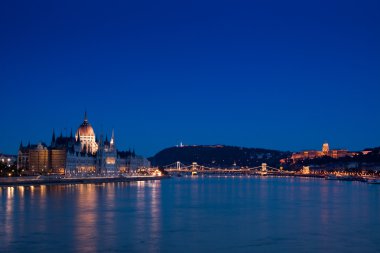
[[106, 157, 116, 165], [290, 143, 356, 163], [302, 166, 310, 174], [152, 169, 162, 177], [322, 142, 329, 154], [17, 112, 151, 175]]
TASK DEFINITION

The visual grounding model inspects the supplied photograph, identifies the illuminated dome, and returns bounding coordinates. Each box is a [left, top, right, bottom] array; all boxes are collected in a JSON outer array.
[[75, 112, 96, 138], [75, 112, 98, 154], [76, 120, 95, 137]]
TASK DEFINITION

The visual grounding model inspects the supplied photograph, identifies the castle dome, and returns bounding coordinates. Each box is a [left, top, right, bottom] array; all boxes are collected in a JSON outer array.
[[76, 112, 95, 137], [76, 121, 95, 137]]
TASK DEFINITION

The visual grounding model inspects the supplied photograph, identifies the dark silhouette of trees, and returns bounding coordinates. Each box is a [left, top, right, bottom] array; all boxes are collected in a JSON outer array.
[[149, 145, 291, 168]]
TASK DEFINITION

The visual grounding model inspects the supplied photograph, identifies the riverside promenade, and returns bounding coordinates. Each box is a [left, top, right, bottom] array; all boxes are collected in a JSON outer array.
[[0, 175, 170, 187]]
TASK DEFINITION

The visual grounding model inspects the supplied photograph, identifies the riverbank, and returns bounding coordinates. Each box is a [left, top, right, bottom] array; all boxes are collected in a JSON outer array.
[[0, 175, 170, 187], [170, 171, 375, 183], [1, 172, 377, 187]]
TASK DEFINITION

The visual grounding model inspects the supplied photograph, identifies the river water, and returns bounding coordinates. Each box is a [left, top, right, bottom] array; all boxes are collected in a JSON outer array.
[[1, 176, 379, 253]]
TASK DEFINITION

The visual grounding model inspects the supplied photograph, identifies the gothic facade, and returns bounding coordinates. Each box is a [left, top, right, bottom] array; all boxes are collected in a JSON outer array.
[[17, 113, 150, 175]]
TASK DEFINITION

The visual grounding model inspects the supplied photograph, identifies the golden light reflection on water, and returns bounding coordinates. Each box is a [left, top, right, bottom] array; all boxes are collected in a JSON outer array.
[[1, 181, 166, 252], [149, 180, 161, 252], [102, 184, 117, 250], [37, 186, 47, 210], [18, 186, 24, 199], [137, 180, 146, 188], [320, 182, 330, 226], [2, 178, 376, 253], [7, 186, 14, 199], [30, 185, 34, 196], [134, 180, 147, 244], [136, 181, 149, 221], [74, 184, 98, 253], [4, 187, 14, 248], [133, 180, 162, 251]]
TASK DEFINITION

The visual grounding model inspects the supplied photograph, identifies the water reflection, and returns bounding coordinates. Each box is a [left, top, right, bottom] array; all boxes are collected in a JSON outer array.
[[74, 184, 98, 252], [0, 178, 379, 253], [132, 180, 162, 252], [134, 180, 147, 248], [148, 181, 161, 252], [4, 187, 14, 248], [102, 184, 117, 251]]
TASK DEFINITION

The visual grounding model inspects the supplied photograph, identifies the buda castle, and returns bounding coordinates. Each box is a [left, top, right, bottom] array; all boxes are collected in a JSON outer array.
[[289, 142, 356, 163], [17, 113, 150, 175]]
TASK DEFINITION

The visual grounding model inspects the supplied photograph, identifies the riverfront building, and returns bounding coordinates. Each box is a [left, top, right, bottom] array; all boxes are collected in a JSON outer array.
[[0, 154, 17, 166], [17, 113, 150, 175], [290, 142, 356, 163]]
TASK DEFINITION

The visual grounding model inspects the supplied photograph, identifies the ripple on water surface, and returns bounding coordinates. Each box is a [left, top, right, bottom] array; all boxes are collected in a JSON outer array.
[[0, 176, 379, 253]]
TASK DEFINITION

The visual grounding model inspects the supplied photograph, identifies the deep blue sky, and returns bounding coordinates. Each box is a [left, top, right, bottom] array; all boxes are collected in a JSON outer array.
[[1, 0, 379, 156]]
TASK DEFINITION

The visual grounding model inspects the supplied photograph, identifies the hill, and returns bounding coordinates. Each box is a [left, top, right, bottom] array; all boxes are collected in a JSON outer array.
[[149, 145, 291, 168]]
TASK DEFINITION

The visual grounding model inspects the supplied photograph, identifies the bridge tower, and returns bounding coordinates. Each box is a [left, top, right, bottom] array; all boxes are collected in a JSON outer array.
[[261, 163, 267, 172], [176, 161, 181, 170], [302, 166, 310, 174], [192, 162, 198, 171]]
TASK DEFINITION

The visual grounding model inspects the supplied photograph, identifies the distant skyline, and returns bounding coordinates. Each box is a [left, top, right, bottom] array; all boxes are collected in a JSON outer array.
[[1, 0, 379, 156]]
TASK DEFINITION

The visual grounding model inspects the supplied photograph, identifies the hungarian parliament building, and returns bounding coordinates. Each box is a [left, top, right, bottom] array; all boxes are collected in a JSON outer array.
[[17, 113, 150, 175]]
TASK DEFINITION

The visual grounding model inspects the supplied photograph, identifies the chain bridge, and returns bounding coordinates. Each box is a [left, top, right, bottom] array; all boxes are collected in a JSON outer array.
[[162, 161, 284, 175]]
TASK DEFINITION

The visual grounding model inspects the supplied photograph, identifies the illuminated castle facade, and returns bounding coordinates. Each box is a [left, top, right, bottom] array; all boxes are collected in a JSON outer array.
[[290, 142, 356, 163], [17, 113, 150, 175]]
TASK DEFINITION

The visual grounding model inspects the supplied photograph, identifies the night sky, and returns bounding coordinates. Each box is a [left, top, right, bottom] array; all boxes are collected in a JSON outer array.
[[1, 0, 379, 156]]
